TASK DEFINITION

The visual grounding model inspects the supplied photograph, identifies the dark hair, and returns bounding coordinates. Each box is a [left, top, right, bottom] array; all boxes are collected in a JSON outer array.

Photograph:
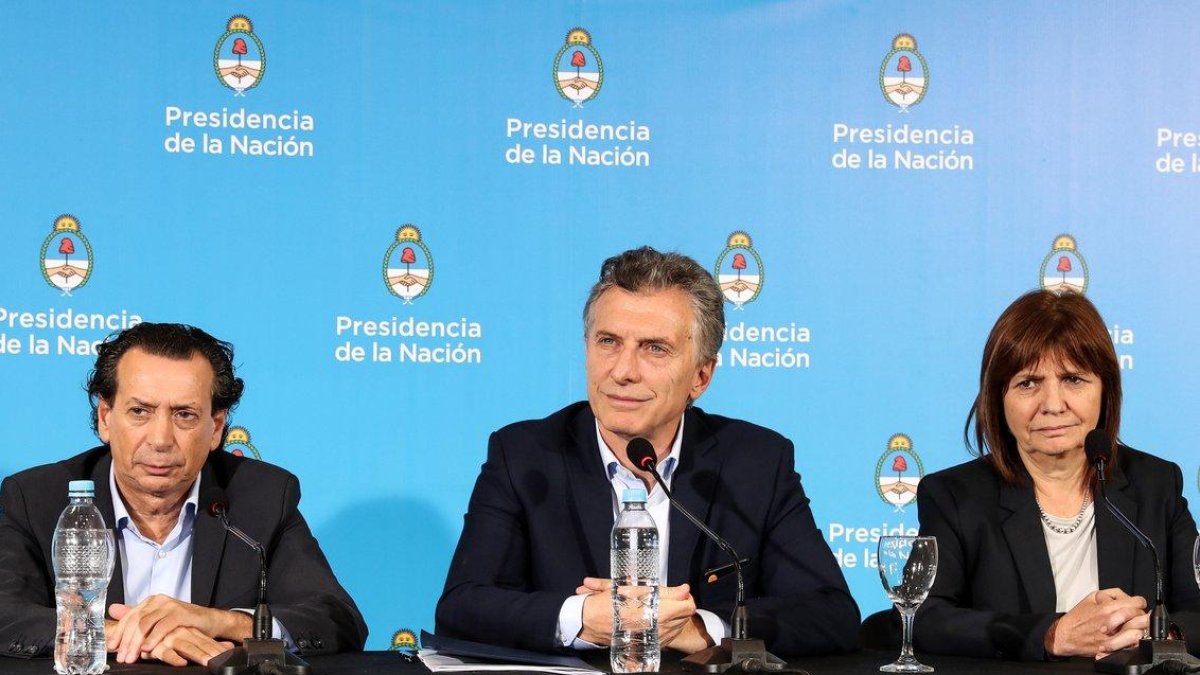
[[86, 323, 244, 438], [965, 290, 1121, 485], [582, 246, 725, 364]]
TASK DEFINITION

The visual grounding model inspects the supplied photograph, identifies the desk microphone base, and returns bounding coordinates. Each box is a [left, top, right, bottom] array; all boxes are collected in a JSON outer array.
[[1095, 638, 1200, 675], [682, 638, 787, 673], [209, 638, 310, 675]]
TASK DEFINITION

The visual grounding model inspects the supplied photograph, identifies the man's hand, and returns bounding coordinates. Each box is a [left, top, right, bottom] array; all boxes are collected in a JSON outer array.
[[139, 626, 234, 667], [657, 584, 713, 654], [574, 578, 712, 653], [576, 578, 614, 645], [1044, 588, 1148, 658], [107, 595, 252, 665]]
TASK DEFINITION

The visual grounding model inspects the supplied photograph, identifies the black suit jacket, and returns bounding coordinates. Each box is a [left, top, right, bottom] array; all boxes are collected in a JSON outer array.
[[0, 446, 368, 659], [435, 402, 859, 656], [912, 446, 1200, 660]]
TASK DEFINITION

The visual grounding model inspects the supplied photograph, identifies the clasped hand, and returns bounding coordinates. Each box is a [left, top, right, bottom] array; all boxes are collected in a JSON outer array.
[[1045, 588, 1150, 659], [575, 577, 714, 654], [105, 595, 252, 666]]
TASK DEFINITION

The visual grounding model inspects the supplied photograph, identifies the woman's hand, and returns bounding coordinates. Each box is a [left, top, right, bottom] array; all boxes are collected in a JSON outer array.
[[1044, 588, 1148, 658]]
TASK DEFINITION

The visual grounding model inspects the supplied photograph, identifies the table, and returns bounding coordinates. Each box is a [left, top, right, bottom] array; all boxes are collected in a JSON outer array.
[[0, 650, 1104, 675]]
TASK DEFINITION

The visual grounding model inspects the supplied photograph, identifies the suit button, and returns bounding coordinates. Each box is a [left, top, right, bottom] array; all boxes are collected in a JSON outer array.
[[297, 639, 310, 650], [25, 645, 38, 655]]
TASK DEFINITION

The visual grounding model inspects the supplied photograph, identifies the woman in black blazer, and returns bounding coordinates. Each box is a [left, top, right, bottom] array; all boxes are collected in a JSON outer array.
[[911, 290, 1200, 661]]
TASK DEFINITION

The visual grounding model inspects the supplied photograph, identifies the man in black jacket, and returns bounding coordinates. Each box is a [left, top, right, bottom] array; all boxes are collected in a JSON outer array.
[[0, 323, 366, 666], [436, 247, 858, 656]]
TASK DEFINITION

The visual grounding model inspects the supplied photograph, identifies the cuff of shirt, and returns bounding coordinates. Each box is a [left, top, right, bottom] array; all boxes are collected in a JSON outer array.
[[556, 594, 602, 650], [232, 608, 297, 652], [695, 609, 729, 645]]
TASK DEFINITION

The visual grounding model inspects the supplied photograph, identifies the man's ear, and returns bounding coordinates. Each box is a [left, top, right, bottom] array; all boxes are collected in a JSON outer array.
[[210, 409, 228, 452], [97, 399, 113, 443]]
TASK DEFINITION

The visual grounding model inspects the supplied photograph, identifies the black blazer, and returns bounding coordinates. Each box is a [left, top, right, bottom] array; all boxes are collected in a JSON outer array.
[[0, 446, 368, 659], [435, 402, 860, 656], [912, 446, 1200, 660]]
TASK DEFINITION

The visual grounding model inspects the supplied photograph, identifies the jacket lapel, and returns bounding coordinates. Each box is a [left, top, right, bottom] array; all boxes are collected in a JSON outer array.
[[998, 480, 1057, 613], [90, 453, 125, 606], [190, 460, 226, 607], [564, 407, 615, 577], [667, 410, 720, 586], [1095, 461, 1138, 593]]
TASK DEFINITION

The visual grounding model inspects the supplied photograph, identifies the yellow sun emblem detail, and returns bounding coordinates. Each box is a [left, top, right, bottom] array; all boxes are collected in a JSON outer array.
[[892, 33, 917, 51], [54, 215, 81, 232], [390, 629, 418, 651], [1052, 234, 1077, 251], [566, 28, 591, 46], [227, 15, 253, 33], [396, 225, 423, 243], [725, 231, 752, 248]]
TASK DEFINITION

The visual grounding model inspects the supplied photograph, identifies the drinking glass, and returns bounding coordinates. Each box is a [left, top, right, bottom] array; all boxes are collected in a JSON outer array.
[[877, 535, 938, 673], [1193, 534, 1199, 589]]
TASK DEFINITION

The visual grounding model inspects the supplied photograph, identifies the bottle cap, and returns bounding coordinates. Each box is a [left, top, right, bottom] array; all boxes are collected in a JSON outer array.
[[621, 488, 647, 503], [68, 480, 95, 496]]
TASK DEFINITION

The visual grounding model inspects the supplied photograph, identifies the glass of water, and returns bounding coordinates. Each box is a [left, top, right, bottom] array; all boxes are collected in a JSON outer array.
[[1193, 534, 1199, 589], [877, 535, 938, 673]]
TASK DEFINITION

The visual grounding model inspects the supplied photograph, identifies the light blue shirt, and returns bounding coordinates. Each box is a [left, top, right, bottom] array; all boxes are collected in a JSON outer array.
[[109, 465, 197, 606], [555, 416, 729, 648], [108, 466, 293, 648]]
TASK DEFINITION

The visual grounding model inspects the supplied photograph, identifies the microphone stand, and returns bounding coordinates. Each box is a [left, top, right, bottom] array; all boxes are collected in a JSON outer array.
[[207, 507, 310, 675], [640, 463, 786, 673], [1092, 456, 1200, 675]]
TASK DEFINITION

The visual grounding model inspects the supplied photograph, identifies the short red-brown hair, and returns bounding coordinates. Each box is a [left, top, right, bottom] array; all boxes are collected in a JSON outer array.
[[965, 290, 1122, 485]]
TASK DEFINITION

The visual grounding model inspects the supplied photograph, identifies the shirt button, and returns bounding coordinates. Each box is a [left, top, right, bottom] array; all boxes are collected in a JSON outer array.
[[157, 550, 167, 559]]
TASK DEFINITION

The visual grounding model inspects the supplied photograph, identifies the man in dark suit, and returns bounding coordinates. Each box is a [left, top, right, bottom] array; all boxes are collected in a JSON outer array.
[[436, 247, 859, 656], [0, 323, 367, 666]]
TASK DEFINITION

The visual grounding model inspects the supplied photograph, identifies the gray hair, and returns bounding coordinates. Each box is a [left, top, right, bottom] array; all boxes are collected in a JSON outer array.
[[582, 246, 725, 364]]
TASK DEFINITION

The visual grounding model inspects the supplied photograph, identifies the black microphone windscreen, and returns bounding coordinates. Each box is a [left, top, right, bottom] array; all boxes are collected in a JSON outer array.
[[626, 437, 657, 471], [201, 486, 230, 518], [1085, 429, 1111, 465]]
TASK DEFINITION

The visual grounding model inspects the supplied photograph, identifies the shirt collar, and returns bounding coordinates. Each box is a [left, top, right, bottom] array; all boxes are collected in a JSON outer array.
[[109, 460, 201, 531], [595, 414, 684, 485]]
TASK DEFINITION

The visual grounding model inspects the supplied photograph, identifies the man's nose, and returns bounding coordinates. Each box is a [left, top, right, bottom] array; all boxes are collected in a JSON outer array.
[[146, 411, 174, 449], [611, 345, 641, 383]]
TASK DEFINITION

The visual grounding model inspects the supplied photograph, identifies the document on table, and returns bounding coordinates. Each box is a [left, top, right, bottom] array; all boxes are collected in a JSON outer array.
[[417, 631, 601, 674]]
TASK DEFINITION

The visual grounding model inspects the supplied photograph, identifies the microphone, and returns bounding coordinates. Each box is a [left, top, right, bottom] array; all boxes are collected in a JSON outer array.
[[1086, 430, 1200, 674], [625, 438, 782, 673], [1085, 431, 1166, 638], [201, 487, 310, 675], [203, 488, 271, 641], [1085, 428, 1112, 469]]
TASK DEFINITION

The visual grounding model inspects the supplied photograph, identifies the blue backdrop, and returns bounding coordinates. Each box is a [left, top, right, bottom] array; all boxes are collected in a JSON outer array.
[[2, 0, 1197, 650]]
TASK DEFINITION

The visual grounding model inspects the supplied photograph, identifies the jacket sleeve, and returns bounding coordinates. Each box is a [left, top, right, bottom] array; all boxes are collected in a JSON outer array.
[[694, 441, 861, 656], [748, 443, 861, 655], [913, 474, 1057, 660], [1163, 462, 1200, 655], [435, 431, 572, 653], [0, 476, 57, 659], [261, 475, 368, 655]]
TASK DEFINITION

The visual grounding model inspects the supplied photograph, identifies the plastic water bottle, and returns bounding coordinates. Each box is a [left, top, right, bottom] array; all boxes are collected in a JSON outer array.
[[610, 488, 660, 673], [52, 480, 115, 675]]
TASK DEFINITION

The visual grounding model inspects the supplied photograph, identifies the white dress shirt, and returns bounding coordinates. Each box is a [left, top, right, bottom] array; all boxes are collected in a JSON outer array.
[[555, 415, 730, 648], [108, 465, 293, 647]]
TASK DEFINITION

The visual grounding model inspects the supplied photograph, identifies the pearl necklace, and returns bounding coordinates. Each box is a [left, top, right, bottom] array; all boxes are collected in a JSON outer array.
[[1036, 494, 1092, 535]]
